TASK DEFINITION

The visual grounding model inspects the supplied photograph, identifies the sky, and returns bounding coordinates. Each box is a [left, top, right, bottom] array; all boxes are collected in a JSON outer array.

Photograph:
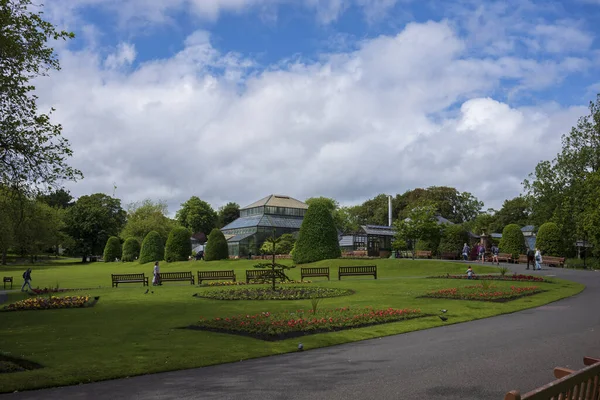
[[35, 0, 600, 214]]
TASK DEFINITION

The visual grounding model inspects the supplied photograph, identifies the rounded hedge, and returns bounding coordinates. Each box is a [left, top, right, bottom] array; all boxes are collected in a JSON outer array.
[[139, 231, 164, 264], [121, 237, 141, 262], [499, 224, 526, 258], [204, 228, 229, 261], [536, 222, 562, 256], [293, 202, 341, 264], [438, 225, 470, 255], [103, 236, 122, 262], [164, 227, 192, 262]]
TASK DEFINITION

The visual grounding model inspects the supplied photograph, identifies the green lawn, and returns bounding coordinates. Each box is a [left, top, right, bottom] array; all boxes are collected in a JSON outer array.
[[0, 258, 584, 393]]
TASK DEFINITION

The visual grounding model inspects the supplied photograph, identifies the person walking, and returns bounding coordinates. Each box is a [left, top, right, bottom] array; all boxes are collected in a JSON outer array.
[[478, 244, 486, 263], [526, 248, 535, 270], [462, 243, 470, 261], [21, 268, 33, 292], [491, 244, 499, 265], [534, 248, 543, 271], [152, 261, 162, 286]]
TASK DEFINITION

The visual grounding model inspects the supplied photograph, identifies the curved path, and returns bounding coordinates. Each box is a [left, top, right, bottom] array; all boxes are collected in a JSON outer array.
[[3, 265, 600, 400]]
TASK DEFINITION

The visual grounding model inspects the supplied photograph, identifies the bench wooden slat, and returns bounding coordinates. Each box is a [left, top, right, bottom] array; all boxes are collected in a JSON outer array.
[[159, 271, 194, 285], [197, 270, 236, 284], [300, 267, 329, 281], [543, 256, 566, 267], [246, 270, 268, 283], [415, 251, 432, 259], [338, 266, 377, 280], [497, 253, 513, 263], [505, 356, 600, 400], [111, 273, 149, 287]]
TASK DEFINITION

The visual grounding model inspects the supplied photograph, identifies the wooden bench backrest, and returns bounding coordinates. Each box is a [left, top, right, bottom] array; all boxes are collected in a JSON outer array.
[[416, 251, 432, 255], [339, 266, 376, 273], [199, 270, 234, 277], [246, 270, 267, 277], [518, 255, 528, 262], [161, 271, 192, 278], [505, 359, 600, 400], [301, 267, 329, 274], [112, 273, 145, 281], [498, 253, 512, 258]]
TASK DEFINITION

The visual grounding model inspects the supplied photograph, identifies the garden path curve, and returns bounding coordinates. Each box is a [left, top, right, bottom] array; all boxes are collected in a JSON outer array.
[[2, 264, 600, 400]]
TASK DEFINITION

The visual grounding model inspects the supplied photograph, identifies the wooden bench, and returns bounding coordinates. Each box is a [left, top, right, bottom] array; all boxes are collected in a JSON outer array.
[[518, 254, 528, 264], [160, 271, 194, 285], [245, 270, 269, 283], [3, 277, 13, 289], [415, 250, 432, 259], [504, 356, 600, 400], [300, 267, 330, 281], [338, 266, 377, 280], [543, 256, 566, 268], [440, 252, 458, 260], [497, 253, 513, 263], [197, 270, 236, 284], [111, 273, 149, 288]]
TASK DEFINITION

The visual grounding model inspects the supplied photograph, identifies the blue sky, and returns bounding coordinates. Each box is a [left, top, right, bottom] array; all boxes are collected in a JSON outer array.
[[39, 0, 600, 211]]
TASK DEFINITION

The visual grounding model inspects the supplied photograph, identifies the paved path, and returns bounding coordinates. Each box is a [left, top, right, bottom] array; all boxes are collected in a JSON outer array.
[[3, 264, 600, 400]]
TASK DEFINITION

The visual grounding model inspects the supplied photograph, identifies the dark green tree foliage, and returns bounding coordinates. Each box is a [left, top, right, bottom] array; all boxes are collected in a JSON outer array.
[[37, 188, 73, 208], [63, 193, 126, 262], [393, 202, 440, 258], [415, 238, 439, 255], [293, 202, 341, 264], [103, 236, 121, 262], [499, 224, 526, 258], [1, 0, 82, 188], [176, 196, 217, 235], [491, 197, 530, 232], [536, 222, 563, 256], [121, 237, 140, 262], [217, 202, 240, 228], [139, 231, 164, 264], [204, 228, 229, 261], [439, 225, 470, 254], [164, 227, 192, 262], [120, 199, 177, 244]]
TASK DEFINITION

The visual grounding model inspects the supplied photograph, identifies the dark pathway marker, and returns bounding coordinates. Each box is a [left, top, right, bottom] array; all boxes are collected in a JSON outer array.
[[2, 266, 599, 400]]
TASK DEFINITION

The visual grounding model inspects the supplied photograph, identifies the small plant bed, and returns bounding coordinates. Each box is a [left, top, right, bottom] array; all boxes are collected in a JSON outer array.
[[29, 288, 78, 295], [193, 286, 353, 300], [0, 355, 43, 374], [428, 274, 548, 282], [202, 280, 312, 287], [186, 306, 425, 341], [421, 284, 544, 302], [2, 296, 99, 312]]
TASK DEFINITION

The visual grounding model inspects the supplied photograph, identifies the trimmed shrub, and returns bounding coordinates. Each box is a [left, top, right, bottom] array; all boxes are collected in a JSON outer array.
[[139, 231, 164, 264], [499, 224, 526, 258], [293, 202, 341, 264], [103, 236, 122, 262], [438, 225, 470, 254], [204, 228, 229, 261], [121, 237, 141, 262], [535, 222, 562, 256], [165, 227, 192, 262]]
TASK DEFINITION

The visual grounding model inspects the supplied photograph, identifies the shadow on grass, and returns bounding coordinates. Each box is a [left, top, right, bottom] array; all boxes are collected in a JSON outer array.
[[0, 354, 44, 374]]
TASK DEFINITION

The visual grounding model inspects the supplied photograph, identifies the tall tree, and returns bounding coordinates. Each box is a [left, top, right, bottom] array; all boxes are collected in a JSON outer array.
[[1, 0, 82, 189], [217, 202, 240, 228], [305, 196, 361, 233], [37, 188, 73, 208], [176, 196, 217, 234], [524, 94, 600, 256], [393, 202, 440, 259], [120, 199, 177, 243], [64, 193, 126, 262], [492, 196, 531, 232], [397, 187, 483, 224]]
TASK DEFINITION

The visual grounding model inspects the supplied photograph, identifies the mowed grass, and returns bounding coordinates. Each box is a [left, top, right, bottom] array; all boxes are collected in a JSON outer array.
[[0, 258, 584, 393]]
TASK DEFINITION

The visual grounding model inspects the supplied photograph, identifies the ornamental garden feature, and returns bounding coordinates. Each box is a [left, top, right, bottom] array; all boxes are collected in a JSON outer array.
[[187, 306, 425, 341], [194, 286, 353, 300], [2, 295, 99, 311], [421, 283, 544, 302]]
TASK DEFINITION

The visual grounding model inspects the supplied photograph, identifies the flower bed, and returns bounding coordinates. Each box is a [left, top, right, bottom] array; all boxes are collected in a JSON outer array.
[[428, 274, 548, 282], [3, 296, 99, 312], [187, 306, 425, 341], [194, 287, 353, 300], [422, 285, 543, 302], [202, 280, 312, 287], [30, 288, 72, 295]]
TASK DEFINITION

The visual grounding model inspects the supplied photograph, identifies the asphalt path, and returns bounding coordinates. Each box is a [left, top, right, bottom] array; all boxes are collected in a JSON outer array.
[[2, 264, 599, 400]]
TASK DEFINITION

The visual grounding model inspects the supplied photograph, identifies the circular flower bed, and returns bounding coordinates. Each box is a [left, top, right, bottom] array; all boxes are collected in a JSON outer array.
[[194, 286, 354, 300], [203, 280, 312, 287]]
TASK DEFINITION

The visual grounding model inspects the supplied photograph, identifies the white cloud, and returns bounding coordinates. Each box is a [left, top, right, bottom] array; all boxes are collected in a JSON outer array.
[[34, 20, 590, 212], [532, 21, 594, 53]]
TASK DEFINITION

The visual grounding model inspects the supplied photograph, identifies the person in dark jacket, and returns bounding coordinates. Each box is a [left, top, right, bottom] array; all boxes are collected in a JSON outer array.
[[526, 249, 535, 270], [21, 268, 33, 292]]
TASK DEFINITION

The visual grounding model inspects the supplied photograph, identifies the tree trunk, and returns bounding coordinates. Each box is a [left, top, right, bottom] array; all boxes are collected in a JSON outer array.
[[81, 254, 87, 263], [1, 249, 6, 265]]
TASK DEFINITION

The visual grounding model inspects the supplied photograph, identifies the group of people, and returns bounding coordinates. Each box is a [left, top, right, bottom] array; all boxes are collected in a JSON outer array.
[[461, 243, 544, 270]]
